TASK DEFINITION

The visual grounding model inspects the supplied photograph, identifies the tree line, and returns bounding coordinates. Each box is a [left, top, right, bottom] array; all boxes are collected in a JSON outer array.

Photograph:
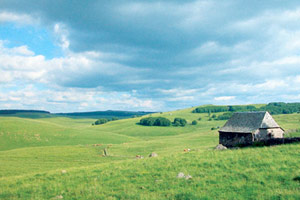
[[192, 102, 300, 115]]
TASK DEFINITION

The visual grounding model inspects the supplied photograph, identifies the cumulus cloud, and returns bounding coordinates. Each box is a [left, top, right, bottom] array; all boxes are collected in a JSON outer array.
[[1, 0, 300, 111], [0, 41, 159, 111]]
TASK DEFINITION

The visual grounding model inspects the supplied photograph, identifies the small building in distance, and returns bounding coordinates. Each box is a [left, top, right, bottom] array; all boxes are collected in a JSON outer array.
[[219, 111, 284, 147]]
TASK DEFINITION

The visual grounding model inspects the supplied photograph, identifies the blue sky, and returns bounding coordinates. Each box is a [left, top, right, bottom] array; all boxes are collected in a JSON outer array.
[[1, 0, 300, 112]]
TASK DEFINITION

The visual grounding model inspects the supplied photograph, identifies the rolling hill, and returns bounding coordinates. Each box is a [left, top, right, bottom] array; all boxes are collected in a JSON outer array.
[[0, 104, 299, 199]]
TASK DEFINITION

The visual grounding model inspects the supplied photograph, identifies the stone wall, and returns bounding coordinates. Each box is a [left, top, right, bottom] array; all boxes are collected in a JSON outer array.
[[255, 128, 284, 140], [269, 128, 285, 138]]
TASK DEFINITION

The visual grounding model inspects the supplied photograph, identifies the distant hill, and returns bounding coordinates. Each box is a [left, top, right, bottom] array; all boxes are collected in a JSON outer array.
[[0, 110, 52, 119], [0, 110, 50, 115], [0, 109, 154, 119], [55, 110, 155, 119]]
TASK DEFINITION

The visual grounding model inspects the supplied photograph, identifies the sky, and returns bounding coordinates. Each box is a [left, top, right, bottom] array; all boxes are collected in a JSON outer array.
[[1, 0, 300, 112]]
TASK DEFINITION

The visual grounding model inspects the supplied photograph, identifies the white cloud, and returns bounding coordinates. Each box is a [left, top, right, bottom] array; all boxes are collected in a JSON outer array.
[[0, 40, 164, 111], [214, 96, 236, 101], [158, 88, 199, 96], [233, 8, 300, 31], [0, 41, 35, 56], [0, 11, 36, 24], [54, 23, 70, 50], [0, 40, 143, 88], [0, 85, 160, 112], [167, 96, 195, 102], [0, 48, 47, 83]]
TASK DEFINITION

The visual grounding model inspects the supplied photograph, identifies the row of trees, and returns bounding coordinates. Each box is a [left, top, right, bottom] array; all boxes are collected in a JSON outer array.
[[140, 117, 171, 126], [192, 105, 257, 113], [139, 117, 198, 127], [93, 116, 199, 127], [261, 102, 300, 114], [192, 102, 300, 115]]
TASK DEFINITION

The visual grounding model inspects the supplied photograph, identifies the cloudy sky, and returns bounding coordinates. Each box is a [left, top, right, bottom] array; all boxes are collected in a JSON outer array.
[[1, 0, 300, 112]]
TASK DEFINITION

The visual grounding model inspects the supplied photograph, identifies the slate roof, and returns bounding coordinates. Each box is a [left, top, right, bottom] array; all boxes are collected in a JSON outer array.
[[219, 111, 281, 133]]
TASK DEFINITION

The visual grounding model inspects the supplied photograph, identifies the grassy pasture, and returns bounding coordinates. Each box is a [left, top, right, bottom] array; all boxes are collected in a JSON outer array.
[[0, 144, 299, 199], [0, 105, 300, 199], [0, 117, 138, 151]]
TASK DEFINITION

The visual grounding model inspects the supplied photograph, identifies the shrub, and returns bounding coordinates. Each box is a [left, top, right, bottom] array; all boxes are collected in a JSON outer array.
[[111, 117, 119, 121], [94, 118, 108, 125], [140, 117, 156, 126], [192, 120, 197, 125], [198, 117, 202, 121], [154, 117, 171, 126], [211, 126, 220, 130], [173, 118, 187, 126], [140, 117, 171, 126], [211, 114, 217, 118]]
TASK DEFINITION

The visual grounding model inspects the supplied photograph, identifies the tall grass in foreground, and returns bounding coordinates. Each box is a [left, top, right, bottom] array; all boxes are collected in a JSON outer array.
[[0, 144, 299, 199]]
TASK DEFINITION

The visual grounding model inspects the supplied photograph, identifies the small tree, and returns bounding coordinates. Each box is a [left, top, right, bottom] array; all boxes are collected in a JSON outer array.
[[192, 120, 197, 125], [155, 117, 171, 126], [173, 118, 187, 126], [140, 117, 155, 126]]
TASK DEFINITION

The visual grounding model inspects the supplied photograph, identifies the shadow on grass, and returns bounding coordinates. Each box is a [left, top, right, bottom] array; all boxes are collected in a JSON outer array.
[[293, 176, 300, 182], [226, 137, 300, 149]]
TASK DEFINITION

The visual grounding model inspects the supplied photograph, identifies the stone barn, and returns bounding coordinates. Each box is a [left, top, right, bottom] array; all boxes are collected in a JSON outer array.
[[218, 111, 284, 147]]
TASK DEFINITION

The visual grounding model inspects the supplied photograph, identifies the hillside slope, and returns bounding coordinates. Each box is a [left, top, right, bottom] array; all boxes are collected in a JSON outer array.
[[0, 105, 300, 199]]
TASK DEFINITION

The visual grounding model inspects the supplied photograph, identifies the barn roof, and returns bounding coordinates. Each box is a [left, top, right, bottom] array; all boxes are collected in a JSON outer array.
[[219, 111, 281, 133]]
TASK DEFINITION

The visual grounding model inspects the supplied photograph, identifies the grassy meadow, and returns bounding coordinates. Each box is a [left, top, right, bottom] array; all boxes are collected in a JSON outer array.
[[0, 106, 300, 199]]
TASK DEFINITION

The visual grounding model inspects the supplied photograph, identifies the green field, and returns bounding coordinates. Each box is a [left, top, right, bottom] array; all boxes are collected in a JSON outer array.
[[0, 106, 300, 199]]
